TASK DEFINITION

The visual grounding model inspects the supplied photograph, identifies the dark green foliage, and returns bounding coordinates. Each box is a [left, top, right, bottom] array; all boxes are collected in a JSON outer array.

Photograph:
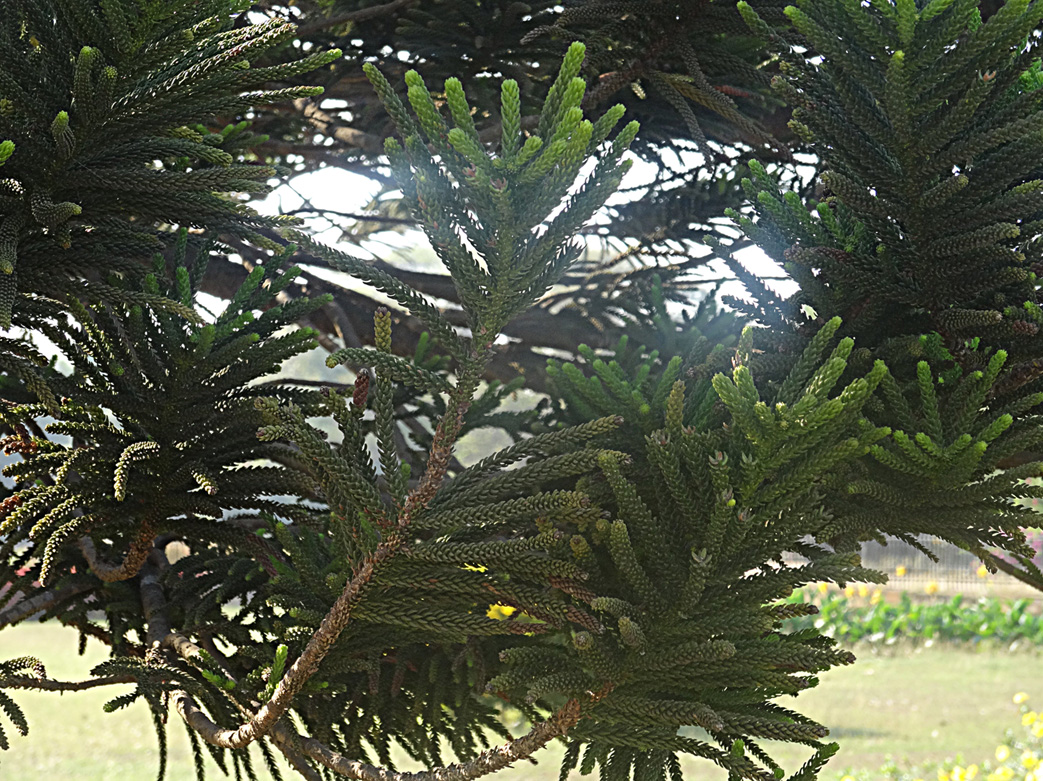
[[0, 0, 339, 326], [217, 0, 811, 397], [733, 0, 1043, 360], [719, 0, 1043, 586], [533, 322, 891, 780], [0, 230, 326, 597], [3, 2, 1043, 780], [0, 658, 35, 751]]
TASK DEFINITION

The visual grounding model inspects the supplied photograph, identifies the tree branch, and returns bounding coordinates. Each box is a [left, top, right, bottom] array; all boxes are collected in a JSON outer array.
[[299, 699, 581, 781], [975, 549, 1043, 592], [294, 99, 386, 155], [141, 549, 323, 780], [0, 674, 136, 692], [295, 0, 418, 37], [0, 580, 94, 629], [161, 632, 322, 781], [169, 357, 487, 750], [171, 545, 389, 749], [173, 692, 581, 781], [78, 522, 156, 583]]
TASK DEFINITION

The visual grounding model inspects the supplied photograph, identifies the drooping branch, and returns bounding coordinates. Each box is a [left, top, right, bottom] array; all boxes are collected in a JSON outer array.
[[173, 693, 582, 781], [974, 549, 1043, 593], [78, 522, 156, 583], [299, 699, 582, 781]]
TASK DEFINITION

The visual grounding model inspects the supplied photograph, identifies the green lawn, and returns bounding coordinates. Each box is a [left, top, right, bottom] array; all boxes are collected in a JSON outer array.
[[1, 622, 1040, 780]]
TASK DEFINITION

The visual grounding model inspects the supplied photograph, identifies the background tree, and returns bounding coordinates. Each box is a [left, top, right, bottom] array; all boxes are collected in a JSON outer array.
[[191, 0, 809, 391], [3, 2, 1043, 781]]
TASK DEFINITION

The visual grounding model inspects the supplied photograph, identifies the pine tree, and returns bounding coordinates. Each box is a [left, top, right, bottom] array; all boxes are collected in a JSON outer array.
[[2, 2, 1043, 781]]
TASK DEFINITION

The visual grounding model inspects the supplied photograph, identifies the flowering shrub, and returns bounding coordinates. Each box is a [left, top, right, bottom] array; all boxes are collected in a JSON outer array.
[[786, 592, 1043, 645], [984, 693, 1043, 781]]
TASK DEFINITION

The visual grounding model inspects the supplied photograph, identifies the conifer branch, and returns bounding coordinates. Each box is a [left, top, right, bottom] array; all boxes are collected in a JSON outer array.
[[168, 353, 488, 751], [140, 550, 323, 780], [170, 543, 389, 749], [78, 523, 157, 583], [295, 0, 420, 36], [299, 699, 582, 781], [172, 670, 581, 781], [0, 674, 136, 692], [0, 580, 93, 629], [160, 632, 323, 781]]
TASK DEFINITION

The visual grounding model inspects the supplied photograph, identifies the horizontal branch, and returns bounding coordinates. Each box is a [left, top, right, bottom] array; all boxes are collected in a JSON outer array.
[[294, 99, 386, 155], [0, 580, 94, 629], [0, 674, 136, 692], [295, 0, 418, 36], [284, 209, 416, 226]]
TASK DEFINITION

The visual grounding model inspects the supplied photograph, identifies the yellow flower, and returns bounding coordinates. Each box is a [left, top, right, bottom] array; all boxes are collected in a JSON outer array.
[[977, 564, 990, 578], [1023, 711, 1038, 727], [1032, 721, 1043, 738], [938, 770, 950, 781], [817, 582, 830, 595], [1022, 750, 1040, 770], [1015, 692, 1030, 705], [844, 585, 856, 597], [925, 581, 940, 595], [997, 745, 1012, 762], [486, 603, 516, 620], [966, 765, 978, 780], [896, 565, 907, 577], [870, 589, 882, 605], [952, 765, 966, 781], [858, 584, 870, 598], [841, 776, 856, 781]]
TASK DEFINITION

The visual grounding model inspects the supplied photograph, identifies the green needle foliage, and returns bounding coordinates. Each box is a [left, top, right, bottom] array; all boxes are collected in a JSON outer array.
[[0, 227, 327, 614], [2, 2, 1043, 781], [722, 0, 1043, 583], [0, 0, 340, 387]]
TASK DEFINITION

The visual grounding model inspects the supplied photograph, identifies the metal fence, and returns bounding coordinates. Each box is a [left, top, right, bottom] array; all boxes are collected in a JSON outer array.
[[784, 535, 1043, 600]]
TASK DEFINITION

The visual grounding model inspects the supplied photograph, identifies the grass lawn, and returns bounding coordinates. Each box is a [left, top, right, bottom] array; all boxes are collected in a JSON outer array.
[[1, 622, 1040, 780]]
